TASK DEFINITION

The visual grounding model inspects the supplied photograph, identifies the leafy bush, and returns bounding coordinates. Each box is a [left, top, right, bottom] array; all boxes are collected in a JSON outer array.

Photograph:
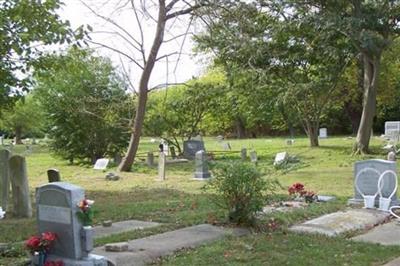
[[205, 161, 280, 226]]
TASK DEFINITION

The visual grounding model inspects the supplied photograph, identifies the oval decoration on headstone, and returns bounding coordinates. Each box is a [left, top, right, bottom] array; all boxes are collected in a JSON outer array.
[[355, 167, 381, 208], [378, 170, 398, 211]]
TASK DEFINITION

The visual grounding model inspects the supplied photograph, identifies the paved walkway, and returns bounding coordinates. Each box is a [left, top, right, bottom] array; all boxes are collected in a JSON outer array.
[[93, 224, 249, 266]]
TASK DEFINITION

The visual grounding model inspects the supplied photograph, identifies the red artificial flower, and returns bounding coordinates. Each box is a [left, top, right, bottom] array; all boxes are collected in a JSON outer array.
[[288, 182, 305, 195], [42, 232, 57, 242], [44, 260, 64, 266], [26, 235, 41, 250]]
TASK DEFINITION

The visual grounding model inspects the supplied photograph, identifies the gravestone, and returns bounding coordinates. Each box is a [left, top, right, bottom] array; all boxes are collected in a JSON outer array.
[[47, 169, 61, 183], [194, 150, 210, 180], [158, 152, 166, 181], [222, 142, 231, 151], [319, 128, 328, 138], [36, 182, 107, 265], [0, 150, 11, 210], [348, 159, 398, 206], [0, 136, 4, 146], [250, 150, 258, 165], [388, 151, 396, 161], [93, 158, 109, 170], [274, 152, 289, 166], [183, 140, 205, 160], [385, 121, 400, 137], [286, 139, 294, 145], [9, 155, 32, 217], [146, 152, 154, 167], [240, 148, 247, 161], [216, 135, 224, 142]]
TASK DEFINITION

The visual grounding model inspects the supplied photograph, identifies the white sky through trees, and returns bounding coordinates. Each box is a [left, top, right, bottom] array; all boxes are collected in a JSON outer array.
[[60, 0, 205, 92]]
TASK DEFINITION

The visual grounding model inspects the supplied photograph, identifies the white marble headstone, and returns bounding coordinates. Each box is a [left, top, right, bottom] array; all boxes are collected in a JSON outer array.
[[274, 152, 288, 166], [93, 158, 109, 170], [319, 128, 327, 138]]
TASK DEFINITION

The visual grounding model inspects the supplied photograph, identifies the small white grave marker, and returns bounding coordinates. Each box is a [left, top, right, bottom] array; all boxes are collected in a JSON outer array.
[[93, 158, 109, 170], [319, 128, 327, 139], [274, 152, 289, 166]]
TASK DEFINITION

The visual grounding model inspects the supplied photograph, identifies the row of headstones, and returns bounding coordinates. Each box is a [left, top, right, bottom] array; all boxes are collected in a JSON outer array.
[[0, 149, 32, 217]]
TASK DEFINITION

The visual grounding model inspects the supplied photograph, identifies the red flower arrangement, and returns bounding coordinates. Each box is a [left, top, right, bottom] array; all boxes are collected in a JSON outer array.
[[77, 198, 95, 226], [44, 260, 64, 266], [288, 182, 317, 203], [25, 232, 57, 255]]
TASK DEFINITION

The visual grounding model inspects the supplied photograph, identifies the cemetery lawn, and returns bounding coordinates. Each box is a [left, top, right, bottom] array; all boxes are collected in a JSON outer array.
[[1, 136, 400, 265]]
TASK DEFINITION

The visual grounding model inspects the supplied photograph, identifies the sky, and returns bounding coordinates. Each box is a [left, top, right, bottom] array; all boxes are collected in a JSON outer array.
[[60, 0, 207, 92]]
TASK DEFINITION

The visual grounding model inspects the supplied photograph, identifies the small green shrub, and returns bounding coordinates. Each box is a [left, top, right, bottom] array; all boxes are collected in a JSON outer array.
[[205, 161, 280, 226]]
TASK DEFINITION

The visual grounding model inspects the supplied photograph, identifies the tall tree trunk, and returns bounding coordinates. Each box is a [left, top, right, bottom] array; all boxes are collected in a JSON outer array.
[[344, 54, 364, 135], [235, 116, 246, 139], [15, 127, 22, 144], [118, 2, 167, 172], [354, 53, 380, 154], [305, 120, 319, 147]]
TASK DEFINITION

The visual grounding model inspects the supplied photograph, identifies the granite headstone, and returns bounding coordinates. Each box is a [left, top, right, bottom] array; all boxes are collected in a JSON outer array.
[[183, 140, 205, 160], [36, 182, 107, 265], [9, 155, 32, 217], [47, 169, 61, 183], [194, 150, 210, 179], [348, 159, 398, 206]]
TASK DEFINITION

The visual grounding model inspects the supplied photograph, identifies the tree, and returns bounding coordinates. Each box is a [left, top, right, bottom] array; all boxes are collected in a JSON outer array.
[[0, 95, 44, 143], [82, 0, 214, 171], [144, 70, 225, 153], [196, 1, 353, 146], [283, 0, 400, 153], [35, 48, 132, 163], [0, 0, 84, 112]]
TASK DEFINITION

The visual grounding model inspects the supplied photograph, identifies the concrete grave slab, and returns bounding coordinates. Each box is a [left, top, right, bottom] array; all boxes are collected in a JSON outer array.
[[352, 220, 400, 245], [93, 224, 249, 266], [93, 220, 161, 239], [290, 208, 390, 237]]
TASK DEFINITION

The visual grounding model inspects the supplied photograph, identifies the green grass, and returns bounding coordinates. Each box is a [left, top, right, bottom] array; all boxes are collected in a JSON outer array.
[[1, 136, 400, 265]]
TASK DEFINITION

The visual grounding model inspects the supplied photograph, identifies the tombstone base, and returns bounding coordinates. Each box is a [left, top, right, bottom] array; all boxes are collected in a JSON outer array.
[[47, 253, 109, 266], [193, 172, 211, 180], [348, 198, 399, 207]]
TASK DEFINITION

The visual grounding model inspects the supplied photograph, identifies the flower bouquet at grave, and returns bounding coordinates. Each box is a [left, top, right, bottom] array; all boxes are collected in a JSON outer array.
[[76, 198, 95, 226], [288, 182, 317, 203], [25, 232, 57, 265]]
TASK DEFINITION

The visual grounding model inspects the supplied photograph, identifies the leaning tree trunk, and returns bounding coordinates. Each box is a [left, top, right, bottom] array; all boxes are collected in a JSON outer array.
[[235, 116, 246, 139], [118, 2, 167, 172], [305, 120, 319, 147], [354, 53, 381, 154], [15, 127, 23, 144]]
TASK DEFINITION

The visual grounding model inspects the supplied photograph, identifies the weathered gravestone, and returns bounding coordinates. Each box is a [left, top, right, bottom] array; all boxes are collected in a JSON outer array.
[[0, 149, 10, 210], [194, 150, 210, 180], [348, 159, 398, 206], [93, 158, 109, 170], [9, 155, 32, 217], [319, 128, 328, 139], [240, 148, 247, 161], [250, 150, 258, 165], [385, 121, 400, 137], [158, 152, 166, 181], [47, 169, 61, 183], [274, 152, 289, 166], [146, 152, 154, 167], [0, 136, 4, 146], [36, 182, 107, 265], [183, 140, 205, 160]]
